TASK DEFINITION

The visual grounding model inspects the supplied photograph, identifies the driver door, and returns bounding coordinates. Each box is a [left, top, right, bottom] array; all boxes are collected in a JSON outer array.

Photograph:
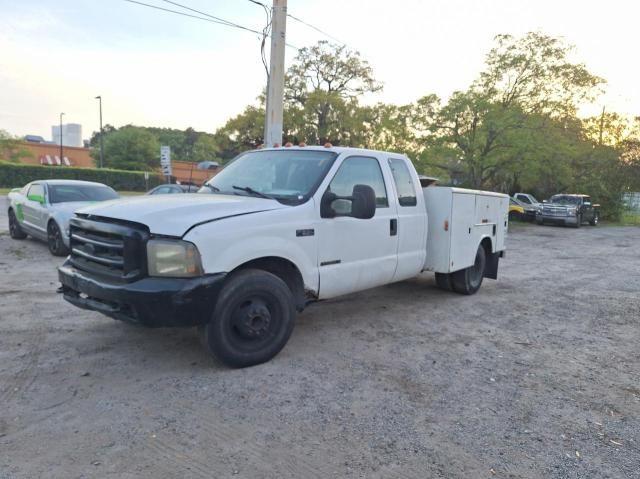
[[22, 183, 48, 238], [316, 155, 399, 299]]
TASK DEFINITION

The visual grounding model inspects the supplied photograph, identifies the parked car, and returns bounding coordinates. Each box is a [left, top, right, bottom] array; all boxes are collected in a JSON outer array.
[[58, 146, 508, 368], [514, 192, 542, 212], [537, 194, 599, 228], [146, 184, 200, 195], [8, 180, 119, 255], [508, 198, 525, 221]]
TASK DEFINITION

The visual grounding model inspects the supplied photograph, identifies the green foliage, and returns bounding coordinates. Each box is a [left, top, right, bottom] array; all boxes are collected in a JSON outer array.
[[89, 125, 221, 165], [0, 161, 161, 191], [92, 126, 160, 171], [0, 130, 34, 163]]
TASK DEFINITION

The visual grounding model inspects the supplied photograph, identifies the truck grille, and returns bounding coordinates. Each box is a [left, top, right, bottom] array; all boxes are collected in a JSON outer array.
[[68, 216, 149, 280], [543, 206, 567, 217]]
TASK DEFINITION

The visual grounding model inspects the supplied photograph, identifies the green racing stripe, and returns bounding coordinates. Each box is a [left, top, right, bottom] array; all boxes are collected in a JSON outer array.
[[15, 203, 24, 222]]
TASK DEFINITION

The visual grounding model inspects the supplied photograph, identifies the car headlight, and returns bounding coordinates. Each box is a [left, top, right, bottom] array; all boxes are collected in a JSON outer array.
[[147, 239, 204, 278], [567, 207, 577, 215]]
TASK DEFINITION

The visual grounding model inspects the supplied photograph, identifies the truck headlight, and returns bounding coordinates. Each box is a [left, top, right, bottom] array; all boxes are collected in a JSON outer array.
[[567, 207, 577, 215], [147, 239, 204, 278]]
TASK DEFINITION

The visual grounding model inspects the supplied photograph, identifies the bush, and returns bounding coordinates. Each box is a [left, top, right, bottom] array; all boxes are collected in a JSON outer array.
[[0, 162, 162, 191]]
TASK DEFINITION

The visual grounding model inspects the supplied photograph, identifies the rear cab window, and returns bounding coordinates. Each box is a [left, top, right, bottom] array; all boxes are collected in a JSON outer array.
[[388, 158, 417, 207]]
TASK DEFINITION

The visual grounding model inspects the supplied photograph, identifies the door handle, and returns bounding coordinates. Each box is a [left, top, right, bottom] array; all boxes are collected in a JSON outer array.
[[390, 218, 398, 236]]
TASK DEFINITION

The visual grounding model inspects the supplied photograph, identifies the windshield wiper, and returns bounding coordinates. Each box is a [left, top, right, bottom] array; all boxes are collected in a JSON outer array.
[[202, 183, 220, 192], [232, 185, 273, 199]]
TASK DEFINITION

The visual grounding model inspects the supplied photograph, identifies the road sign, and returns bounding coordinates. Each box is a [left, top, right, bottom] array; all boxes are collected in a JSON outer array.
[[160, 146, 172, 176]]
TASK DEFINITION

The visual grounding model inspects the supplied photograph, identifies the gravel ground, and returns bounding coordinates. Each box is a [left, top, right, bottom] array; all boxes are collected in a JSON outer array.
[[1, 195, 639, 479]]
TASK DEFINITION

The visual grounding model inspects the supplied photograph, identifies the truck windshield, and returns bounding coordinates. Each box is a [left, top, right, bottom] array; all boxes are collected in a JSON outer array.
[[199, 149, 338, 205], [551, 195, 580, 205]]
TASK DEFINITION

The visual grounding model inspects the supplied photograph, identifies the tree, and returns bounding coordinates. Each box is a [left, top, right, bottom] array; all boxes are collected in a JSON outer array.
[[214, 105, 265, 160], [0, 130, 34, 163], [191, 135, 220, 164], [97, 126, 160, 171], [425, 32, 605, 189], [284, 41, 382, 144]]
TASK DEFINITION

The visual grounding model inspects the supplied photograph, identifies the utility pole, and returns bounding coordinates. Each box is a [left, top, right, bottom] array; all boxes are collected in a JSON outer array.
[[95, 96, 104, 168], [59, 112, 64, 162], [263, 0, 287, 148]]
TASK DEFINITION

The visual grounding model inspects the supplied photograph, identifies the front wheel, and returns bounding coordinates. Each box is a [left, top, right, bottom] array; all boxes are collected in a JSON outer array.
[[47, 221, 70, 256], [572, 214, 582, 228], [589, 211, 599, 226], [452, 244, 487, 295], [8, 209, 27, 239], [204, 269, 295, 368]]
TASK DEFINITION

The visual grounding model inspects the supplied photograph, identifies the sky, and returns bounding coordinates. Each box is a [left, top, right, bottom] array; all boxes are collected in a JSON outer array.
[[1, 0, 639, 141]]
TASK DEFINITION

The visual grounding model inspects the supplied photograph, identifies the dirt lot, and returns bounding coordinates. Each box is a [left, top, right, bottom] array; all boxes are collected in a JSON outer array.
[[0, 195, 639, 479]]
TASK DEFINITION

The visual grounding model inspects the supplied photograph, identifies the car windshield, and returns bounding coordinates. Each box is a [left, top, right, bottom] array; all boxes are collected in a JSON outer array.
[[49, 184, 119, 203], [199, 149, 338, 205], [550, 195, 580, 205]]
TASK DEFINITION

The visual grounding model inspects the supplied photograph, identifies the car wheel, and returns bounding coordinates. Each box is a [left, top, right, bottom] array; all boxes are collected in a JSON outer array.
[[452, 244, 486, 295], [590, 211, 599, 226], [8, 209, 27, 240], [572, 214, 582, 228], [204, 269, 295, 368], [435, 272, 453, 291], [47, 221, 69, 256]]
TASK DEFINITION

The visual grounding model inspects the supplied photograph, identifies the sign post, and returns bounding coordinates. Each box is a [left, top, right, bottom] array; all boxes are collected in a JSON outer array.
[[160, 146, 172, 183]]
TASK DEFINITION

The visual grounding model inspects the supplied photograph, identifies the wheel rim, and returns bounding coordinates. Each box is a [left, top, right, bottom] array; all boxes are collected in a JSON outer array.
[[48, 224, 61, 252], [594, 213, 599, 224], [226, 294, 282, 353]]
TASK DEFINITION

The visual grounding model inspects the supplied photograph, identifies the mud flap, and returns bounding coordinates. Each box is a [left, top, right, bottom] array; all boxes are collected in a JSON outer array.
[[484, 251, 500, 280]]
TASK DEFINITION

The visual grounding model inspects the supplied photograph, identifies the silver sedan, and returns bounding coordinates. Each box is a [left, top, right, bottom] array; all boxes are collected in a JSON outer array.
[[7, 180, 119, 255]]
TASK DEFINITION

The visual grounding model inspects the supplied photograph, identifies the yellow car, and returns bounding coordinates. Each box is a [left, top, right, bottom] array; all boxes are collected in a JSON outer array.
[[509, 198, 525, 221]]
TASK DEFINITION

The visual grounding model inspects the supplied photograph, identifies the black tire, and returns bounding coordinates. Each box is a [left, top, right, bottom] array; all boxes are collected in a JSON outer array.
[[204, 269, 295, 368], [8, 209, 27, 240], [589, 211, 599, 226], [452, 244, 487, 295], [435, 272, 453, 291], [47, 221, 70, 256], [536, 217, 544, 226], [572, 214, 582, 228]]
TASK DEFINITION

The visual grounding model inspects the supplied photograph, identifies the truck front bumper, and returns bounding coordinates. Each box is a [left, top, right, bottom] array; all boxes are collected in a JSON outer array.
[[539, 215, 578, 226], [58, 262, 226, 328]]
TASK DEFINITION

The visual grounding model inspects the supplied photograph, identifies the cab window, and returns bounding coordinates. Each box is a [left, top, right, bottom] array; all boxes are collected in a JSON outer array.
[[388, 158, 417, 207], [327, 156, 388, 215]]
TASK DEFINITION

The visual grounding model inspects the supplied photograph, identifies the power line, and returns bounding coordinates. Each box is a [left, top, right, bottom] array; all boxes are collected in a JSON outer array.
[[123, 0, 298, 49], [286, 13, 350, 49]]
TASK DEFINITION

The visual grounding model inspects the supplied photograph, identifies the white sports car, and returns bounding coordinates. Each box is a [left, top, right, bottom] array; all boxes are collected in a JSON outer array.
[[7, 179, 119, 255]]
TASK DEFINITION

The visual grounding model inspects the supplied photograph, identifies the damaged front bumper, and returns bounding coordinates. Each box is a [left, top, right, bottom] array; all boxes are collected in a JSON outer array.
[[58, 261, 226, 327]]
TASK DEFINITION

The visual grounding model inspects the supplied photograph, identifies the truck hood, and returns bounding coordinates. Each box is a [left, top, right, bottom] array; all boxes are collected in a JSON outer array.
[[75, 194, 286, 236]]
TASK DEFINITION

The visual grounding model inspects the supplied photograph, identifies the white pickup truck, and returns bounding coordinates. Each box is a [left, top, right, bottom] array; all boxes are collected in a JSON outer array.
[[58, 146, 508, 367]]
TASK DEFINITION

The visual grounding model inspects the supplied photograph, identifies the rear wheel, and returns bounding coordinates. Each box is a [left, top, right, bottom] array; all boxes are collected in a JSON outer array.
[[452, 244, 487, 295], [204, 269, 295, 368], [435, 272, 453, 291], [589, 211, 599, 226], [8, 209, 27, 239], [47, 221, 69, 256]]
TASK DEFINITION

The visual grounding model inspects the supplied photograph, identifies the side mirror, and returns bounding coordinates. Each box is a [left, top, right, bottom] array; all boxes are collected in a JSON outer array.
[[350, 184, 376, 219], [320, 184, 376, 219]]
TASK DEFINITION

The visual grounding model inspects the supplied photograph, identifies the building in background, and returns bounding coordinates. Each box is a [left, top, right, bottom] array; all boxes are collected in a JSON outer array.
[[52, 123, 83, 147]]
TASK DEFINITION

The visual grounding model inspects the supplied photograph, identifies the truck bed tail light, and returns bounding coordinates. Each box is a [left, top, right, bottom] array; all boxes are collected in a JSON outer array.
[[444, 220, 449, 231]]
